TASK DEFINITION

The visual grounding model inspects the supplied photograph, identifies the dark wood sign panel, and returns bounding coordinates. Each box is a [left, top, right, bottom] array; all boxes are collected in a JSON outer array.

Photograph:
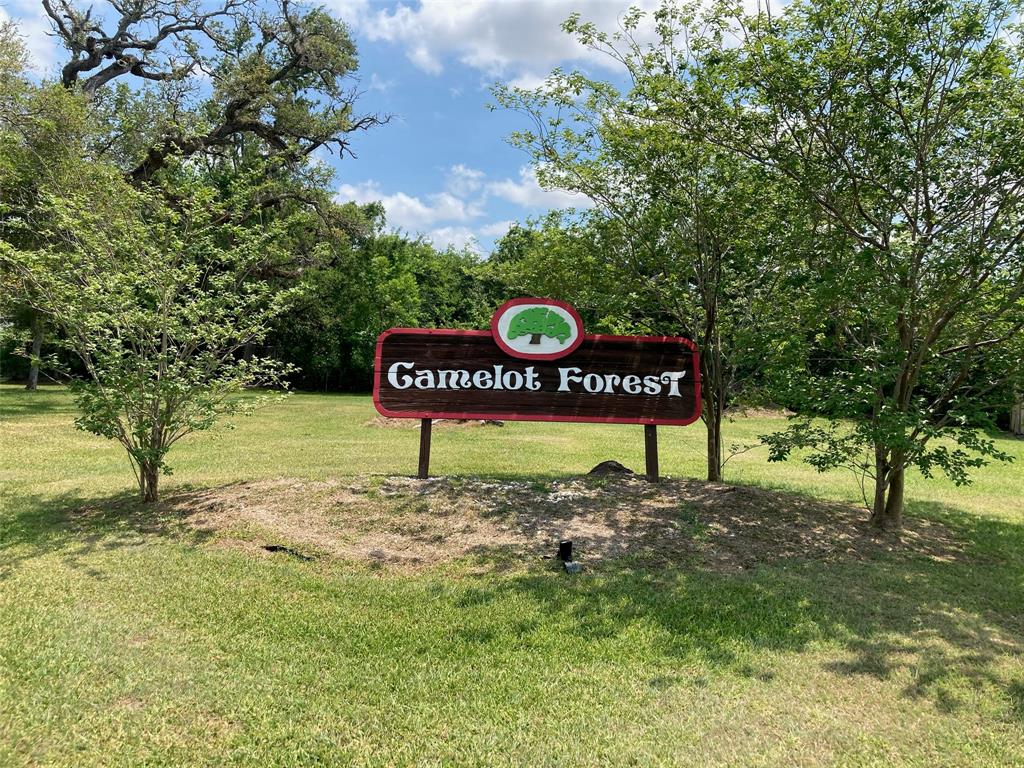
[[373, 329, 701, 426]]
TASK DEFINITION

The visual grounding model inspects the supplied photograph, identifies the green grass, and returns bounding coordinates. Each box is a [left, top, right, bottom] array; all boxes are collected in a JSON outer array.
[[2, 385, 1023, 767]]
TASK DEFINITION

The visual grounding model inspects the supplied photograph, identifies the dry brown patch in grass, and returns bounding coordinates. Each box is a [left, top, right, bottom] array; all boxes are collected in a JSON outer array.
[[363, 416, 421, 429], [151, 475, 967, 572], [364, 416, 504, 429], [724, 405, 795, 418], [114, 696, 146, 712]]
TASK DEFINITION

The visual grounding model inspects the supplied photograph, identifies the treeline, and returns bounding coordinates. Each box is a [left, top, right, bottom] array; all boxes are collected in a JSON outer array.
[[0, 213, 511, 394]]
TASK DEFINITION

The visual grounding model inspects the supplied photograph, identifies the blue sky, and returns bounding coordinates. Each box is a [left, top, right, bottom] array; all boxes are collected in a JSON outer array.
[[3, 0, 663, 254]]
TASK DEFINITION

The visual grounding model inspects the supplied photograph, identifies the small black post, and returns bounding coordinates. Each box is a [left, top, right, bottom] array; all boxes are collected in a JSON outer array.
[[644, 424, 659, 482], [558, 539, 573, 562], [418, 418, 432, 479]]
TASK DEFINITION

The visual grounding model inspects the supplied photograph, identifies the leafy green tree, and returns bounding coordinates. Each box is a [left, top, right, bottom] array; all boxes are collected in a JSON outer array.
[[3, 167, 301, 502], [3, 0, 389, 396], [490, 216, 646, 338], [494, 4, 796, 480], [702, 0, 1024, 527], [270, 228, 420, 390], [507, 306, 571, 344]]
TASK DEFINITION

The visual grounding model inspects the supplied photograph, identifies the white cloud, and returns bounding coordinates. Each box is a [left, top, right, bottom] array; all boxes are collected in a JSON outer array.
[[329, 0, 661, 81], [336, 179, 481, 231], [507, 71, 550, 91], [335, 163, 589, 251], [367, 72, 395, 93], [488, 167, 592, 210], [3, 2, 60, 76], [330, 0, 787, 84], [427, 225, 480, 253], [445, 164, 485, 197], [479, 220, 515, 237]]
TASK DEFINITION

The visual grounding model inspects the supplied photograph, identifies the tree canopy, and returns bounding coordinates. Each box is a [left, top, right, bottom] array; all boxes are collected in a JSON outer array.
[[44, 0, 385, 182]]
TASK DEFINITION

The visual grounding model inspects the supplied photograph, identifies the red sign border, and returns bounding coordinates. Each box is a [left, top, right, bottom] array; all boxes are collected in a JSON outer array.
[[372, 327, 702, 426], [490, 297, 586, 361]]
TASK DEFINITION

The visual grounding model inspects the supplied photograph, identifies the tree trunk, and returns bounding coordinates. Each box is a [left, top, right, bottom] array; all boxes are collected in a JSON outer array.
[[706, 406, 723, 482], [869, 478, 902, 531], [139, 462, 160, 503], [529, 333, 541, 344], [701, 327, 725, 482], [883, 466, 905, 528], [1012, 393, 1023, 436], [25, 313, 43, 391], [871, 446, 888, 523], [869, 448, 903, 531], [871, 477, 887, 522]]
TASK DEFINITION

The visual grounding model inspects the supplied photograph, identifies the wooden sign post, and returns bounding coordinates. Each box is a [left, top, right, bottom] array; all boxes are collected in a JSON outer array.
[[418, 418, 432, 479], [373, 298, 701, 479], [644, 424, 659, 481]]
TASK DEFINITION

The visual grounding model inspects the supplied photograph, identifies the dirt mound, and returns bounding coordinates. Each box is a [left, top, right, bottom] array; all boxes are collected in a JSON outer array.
[[587, 460, 635, 476], [157, 474, 966, 573]]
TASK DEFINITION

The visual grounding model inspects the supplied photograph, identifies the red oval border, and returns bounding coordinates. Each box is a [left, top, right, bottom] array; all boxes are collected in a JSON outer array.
[[490, 298, 585, 361]]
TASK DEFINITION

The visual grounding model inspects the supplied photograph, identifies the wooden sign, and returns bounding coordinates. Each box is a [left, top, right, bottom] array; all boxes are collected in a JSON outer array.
[[374, 330, 700, 425], [372, 298, 701, 478]]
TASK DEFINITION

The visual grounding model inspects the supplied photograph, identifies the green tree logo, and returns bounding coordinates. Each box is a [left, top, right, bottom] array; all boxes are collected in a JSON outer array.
[[506, 307, 572, 345]]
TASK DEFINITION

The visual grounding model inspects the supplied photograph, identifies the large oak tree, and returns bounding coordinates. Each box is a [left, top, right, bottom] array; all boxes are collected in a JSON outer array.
[[42, 0, 384, 182]]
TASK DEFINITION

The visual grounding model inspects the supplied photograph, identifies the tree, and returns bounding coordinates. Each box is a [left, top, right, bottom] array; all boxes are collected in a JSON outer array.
[[3, 0, 388, 395], [701, 0, 1024, 528], [43, 0, 384, 183], [490, 216, 646, 338], [507, 306, 571, 345], [23, 309, 43, 389], [494, 4, 795, 481], [2, 168, 302, 502]]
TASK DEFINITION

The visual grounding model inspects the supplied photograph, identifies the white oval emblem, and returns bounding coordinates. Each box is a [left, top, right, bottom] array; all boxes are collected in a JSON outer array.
[[491, 298, 584, 360]]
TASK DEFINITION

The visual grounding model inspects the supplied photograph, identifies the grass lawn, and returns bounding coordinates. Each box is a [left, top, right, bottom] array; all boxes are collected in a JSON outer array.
[[1, 384, 1023, 766]]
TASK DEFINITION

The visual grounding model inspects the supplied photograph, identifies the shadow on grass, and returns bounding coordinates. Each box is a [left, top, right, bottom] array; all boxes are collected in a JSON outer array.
[[0, 386, 79, 419], [0, 487, 215, 580], [477, 533, 1023, 718], [443, 491, 1024, 719], [2, 483, 1022, 721]]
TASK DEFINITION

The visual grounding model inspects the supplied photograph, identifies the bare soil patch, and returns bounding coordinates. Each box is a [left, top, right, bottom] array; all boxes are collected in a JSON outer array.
[[365, 416, 504, 429], [724, 404, 795, 418], [154, 474, 967, 573]]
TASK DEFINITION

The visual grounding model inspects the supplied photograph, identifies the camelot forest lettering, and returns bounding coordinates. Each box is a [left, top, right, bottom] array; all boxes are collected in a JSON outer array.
[[386, 362, 690, 397]]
